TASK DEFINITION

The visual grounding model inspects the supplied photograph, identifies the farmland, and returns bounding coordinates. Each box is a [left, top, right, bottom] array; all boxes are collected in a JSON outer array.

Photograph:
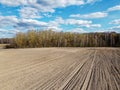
[[0, 44, 7, 49], [0, 48, 120, 90]]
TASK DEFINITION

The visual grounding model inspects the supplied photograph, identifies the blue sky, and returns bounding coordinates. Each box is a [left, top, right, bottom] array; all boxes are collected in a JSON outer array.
[[0, 0, 120, 38]]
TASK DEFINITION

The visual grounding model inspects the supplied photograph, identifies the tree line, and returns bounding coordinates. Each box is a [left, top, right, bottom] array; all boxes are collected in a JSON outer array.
[[0, 38, 13, 44], [7, 30, 120, 48]]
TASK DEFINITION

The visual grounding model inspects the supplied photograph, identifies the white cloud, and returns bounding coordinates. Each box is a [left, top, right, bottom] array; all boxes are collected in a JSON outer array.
[[0, 0, 32, 6], [0, 0, 85, 7], [31, 3, 55, 13], [86, 0, 101, 4], [0, 0, 103, 22], [0, 15, 49, 33], [0, 29, 10, 34], [53, 17, 101, 28], [29, 0, 85, 13], [46, 0, 85, 7], [48, 17, 93, 28], [66, 28, 87, 33], [65, 19, 101, 28], [48, 17, 65, 27], [46, 17, 101, 32], [0, 16, 18, 23], [47, 17, 64, 31], [48, 17, 101, 30], [0, 0, 85, 13], [48, 18, 92, 32], [47, 26, 62, 32], [43, 13, 52, 18], [0, 16, 18, 27], [65, 19, 92, 25], [0, 15, 64, 33], [85, 24, 101, 28], [107, 5, 120, 12], [69, 4, 120, 20], [0, 29, 19, 34], [20, 19, 48, 27], [109, 25, 120, 31], [0, 0, 101, 14], [0, 0, 101, 7], [109, 19, 120, 25], [96, 26, 120, 33], [87, 0, 94, 3], [70, 12, 108, 19], [14, 19, 49, 31], [19, 7, 42, 19]]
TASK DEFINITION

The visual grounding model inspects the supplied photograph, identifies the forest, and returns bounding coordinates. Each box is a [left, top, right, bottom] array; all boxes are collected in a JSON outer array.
[[0, 38, 13, 44], [4, 30, 119, 48]]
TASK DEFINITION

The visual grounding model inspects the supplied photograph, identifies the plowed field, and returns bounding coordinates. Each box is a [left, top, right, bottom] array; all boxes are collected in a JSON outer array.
[[0, 48, 120, 90]]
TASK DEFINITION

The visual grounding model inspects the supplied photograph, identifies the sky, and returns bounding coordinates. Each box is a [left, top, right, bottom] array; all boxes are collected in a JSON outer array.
[[0, 0, 120, 38]]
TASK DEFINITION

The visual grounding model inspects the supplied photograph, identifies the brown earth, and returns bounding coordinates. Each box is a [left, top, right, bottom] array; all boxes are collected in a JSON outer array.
[[0, 48, 120, 90], [0, 44, 7, 49]]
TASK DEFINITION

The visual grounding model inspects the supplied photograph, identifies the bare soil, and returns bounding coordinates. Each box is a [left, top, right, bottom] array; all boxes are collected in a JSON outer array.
[[0, 44, 7, 49], [0, 48, 120, 90]]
